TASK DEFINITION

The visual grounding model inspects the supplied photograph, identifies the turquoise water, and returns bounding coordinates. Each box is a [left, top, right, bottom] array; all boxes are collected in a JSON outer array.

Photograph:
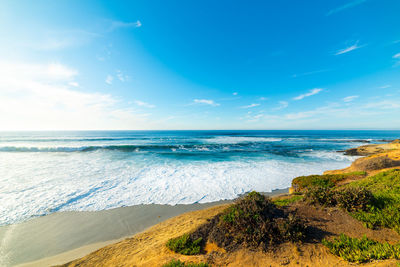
[[1, 130, 399, 225]]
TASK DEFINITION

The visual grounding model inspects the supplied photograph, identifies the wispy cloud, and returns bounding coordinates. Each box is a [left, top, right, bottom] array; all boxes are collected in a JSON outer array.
[[109, 20, 142, 31], [105, 75, 113, 85], [380, 85, 392, 89], [335, 41, 365, 55], [274, 101, 289, 110], [259, 97, 268, 101], [233, 92, 238, 96], [343, 95, 359, 102], [134, 100, 155, 108], [193, 99, 220, 106], [241, 103, 260, 109], [116, 70, 129, 82], [293, 88, 323, 100], [292, 69, 331, 78], [326, 0, 367, 16], [393, 53, 400, 67]]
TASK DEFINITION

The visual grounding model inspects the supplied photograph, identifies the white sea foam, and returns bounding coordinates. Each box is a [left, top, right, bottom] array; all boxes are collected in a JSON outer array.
[[204, 136, 282, 144], [0, 151, 353, 226], [303, 150, 361, 161]]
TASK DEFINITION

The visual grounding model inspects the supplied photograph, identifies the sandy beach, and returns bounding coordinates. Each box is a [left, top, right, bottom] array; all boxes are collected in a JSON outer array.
[[2, 189, 287, 267]]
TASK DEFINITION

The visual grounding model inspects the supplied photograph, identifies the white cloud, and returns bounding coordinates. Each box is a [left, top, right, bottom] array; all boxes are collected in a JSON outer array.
[[116, 70, 129, 82], [380, 85, 392, 89], [326, 0, 367, 16], [134, 100, 155, 108], [274, 101, 289, 110], [343, 95, 359, 102], [241, 103, 260, 109], [233, 92, 238, 96], [293, 88, 323, 100], [105, 75, 113, 85], [259, 97, 268, 101], [109, 20, 142, 31], [335, 42, 365, 55], [292, 69, 331, 78], [193, 99, 220, 106], [69, 81, 79, 87], [0, 61, 150, 130]]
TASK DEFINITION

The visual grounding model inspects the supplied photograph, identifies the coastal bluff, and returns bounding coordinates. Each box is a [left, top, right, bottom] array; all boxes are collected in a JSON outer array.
[[61, 140, 400, 267]]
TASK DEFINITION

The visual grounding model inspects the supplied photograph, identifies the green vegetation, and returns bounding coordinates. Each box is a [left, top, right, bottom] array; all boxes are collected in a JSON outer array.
[[304, 186, 374, 212], [273, 195, 303, 206], [345, 169, 400, 233], [166, 234, 203, 255], [323, 234, 400, 263], [208, 191, 306, 251], [166, 192, 307, 254], [291, 171, 366, 192], [335, 187, 374, 212], [162, 259, 211, 267]]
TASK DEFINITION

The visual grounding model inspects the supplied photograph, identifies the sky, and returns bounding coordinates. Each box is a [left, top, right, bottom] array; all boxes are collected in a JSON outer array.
[[0, 0, 400, 130]]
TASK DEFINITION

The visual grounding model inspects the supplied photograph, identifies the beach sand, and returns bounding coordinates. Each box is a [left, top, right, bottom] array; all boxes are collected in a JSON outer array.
[[1, 189, 287, 267]]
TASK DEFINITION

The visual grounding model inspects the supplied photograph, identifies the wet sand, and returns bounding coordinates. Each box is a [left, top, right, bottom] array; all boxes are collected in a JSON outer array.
[[1, 189, 288, 267]]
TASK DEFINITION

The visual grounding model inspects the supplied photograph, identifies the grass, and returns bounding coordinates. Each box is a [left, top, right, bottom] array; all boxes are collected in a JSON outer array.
[[344, 169, 400, 233], [166, 234, 203, 255], [291, 171, 366, 192], [322, 234, 400, 263], [273, 195, 303, 206], [162, 259, 211, 267]]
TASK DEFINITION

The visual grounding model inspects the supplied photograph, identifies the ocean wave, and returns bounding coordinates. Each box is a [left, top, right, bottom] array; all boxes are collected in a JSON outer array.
[[0, 143, 278, 153], [0, 145, 180, 152], [303, 150, 360, 161], [0, 156, 354, 226], [204, 136, 282, 144]]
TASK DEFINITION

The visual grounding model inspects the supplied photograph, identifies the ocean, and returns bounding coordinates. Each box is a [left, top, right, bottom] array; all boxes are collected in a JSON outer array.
[[1, 130, 399, 226]]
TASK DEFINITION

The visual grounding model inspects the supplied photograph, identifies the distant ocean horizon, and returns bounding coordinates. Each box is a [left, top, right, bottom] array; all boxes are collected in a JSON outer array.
[[2, 130, 400, 226]]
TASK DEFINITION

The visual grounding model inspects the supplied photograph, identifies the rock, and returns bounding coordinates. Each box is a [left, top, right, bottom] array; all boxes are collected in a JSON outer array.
[[352, 156, 400, 171]]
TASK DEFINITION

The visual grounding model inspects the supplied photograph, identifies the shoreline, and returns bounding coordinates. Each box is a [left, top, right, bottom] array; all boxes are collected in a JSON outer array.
[[4, 189, 288, 267]]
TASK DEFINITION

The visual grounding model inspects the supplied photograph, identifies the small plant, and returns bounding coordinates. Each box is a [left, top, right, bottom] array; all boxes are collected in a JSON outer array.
[[166, 234, 203, 255], [323, 234, 400, 263], [335, 187, 374, 212], [162, 259, 211, 267]]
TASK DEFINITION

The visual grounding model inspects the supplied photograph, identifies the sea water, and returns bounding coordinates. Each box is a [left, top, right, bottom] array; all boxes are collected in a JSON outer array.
[[1, 130, 399, 226]]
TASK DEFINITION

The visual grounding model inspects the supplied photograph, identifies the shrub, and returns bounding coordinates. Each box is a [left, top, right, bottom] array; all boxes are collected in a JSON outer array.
[[304, 186, 337, 206], [335, 187, 374, 212], [206, 191, 307, 251], [277, 213, 307, 242], [166, 234, 203, 255], [322, 234, 400, 263], [291, 171, 366, 192], [162, 259, 211, 267]]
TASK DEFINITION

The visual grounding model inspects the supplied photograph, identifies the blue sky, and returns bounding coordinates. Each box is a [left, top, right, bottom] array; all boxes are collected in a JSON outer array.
[[0, 0, 400, 130]]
